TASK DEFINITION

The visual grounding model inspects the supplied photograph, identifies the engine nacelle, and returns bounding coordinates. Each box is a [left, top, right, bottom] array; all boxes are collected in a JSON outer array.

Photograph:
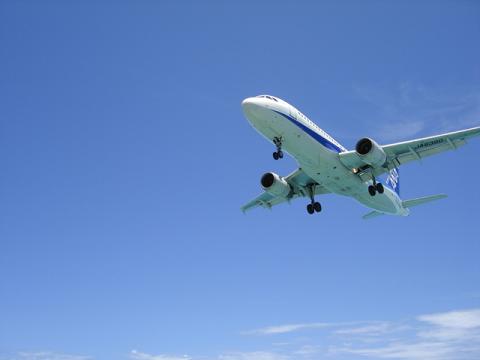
[[260, 172, 291, 197], [355, 137, 387, 167]]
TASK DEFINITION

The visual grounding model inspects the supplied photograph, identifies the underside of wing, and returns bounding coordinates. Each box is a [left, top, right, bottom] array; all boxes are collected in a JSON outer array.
[[382, 126, 480, 166], [241, 168, 330, 212], [339, 126, 480, 180], [240, 192, 284, 212]]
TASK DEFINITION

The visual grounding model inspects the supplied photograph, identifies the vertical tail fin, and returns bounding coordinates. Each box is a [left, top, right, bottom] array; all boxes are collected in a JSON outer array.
[[385, 168, 400, 195]]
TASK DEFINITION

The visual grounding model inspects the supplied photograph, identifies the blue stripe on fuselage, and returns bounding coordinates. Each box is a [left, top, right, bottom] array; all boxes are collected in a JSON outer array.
[[272, 110, 343, 153]]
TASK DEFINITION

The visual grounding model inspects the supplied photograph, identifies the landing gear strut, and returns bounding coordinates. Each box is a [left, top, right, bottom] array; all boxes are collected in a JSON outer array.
[[368, 174, 384, 197], [272, 136, 283, 160], [306, 184, 322, 215]]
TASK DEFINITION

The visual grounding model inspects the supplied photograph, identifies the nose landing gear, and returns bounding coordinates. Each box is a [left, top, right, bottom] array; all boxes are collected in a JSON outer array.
[[272, 137, 283, 160]]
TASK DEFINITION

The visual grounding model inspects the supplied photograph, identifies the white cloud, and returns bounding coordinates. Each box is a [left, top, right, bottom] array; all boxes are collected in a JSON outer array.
[[244, 322, 330, 335], [14, 352, 91, 360], [334, 321, 400, 336], [11, 309, 480, 360], [335, 341, 454, 360], [332, 308, 480, 360], [353, 83, 480, 142], [240, 308, 480, 359], [292, 345, 321, 357], [375, 121, 426, 143], [418, 308, 480, 329], [416, 309, 480, 343], [218, 351, 289, 360], [130, 350, 191, 360]]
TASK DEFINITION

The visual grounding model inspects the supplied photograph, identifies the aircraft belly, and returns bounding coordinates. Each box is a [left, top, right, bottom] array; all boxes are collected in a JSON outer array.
[[285, 134, 400, 213], [285, 136, 364, 195], [249, 117, 281, 144], [354, 190, 400, 214], [250, 110, 402, 215], [272, 117, 320, 165]]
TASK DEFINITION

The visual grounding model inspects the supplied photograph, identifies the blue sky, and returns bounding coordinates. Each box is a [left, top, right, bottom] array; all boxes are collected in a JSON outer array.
[[1, 1, 479, 360]]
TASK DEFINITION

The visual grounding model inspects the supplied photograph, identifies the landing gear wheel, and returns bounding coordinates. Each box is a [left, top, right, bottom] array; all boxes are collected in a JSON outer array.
[[376, 183, 384, 194], [368, 185, 376, 196], [272, 137, 283, 160], [306, 184, 322, 215], [306, 203, 314, 214]]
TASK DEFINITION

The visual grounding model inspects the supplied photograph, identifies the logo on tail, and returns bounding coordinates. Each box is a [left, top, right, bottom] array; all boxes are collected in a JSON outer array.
[[386, 168, 400, 195]]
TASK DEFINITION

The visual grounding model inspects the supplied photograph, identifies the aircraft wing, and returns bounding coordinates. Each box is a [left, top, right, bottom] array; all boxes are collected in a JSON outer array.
[[339, 126, 480, 179], [241, 168, 330, 212]]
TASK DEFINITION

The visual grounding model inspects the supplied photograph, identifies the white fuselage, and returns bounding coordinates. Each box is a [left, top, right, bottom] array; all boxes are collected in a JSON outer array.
[[242, 95, 409, 216]]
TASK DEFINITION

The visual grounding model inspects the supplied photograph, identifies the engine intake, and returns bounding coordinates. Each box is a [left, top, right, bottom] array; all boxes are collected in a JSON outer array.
[[260, 172, 291, 197], [355, 137, 387, 167]]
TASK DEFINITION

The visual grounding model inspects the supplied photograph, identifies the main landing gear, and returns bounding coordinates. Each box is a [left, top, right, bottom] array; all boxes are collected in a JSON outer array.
[[368, 176, 384, 197], [307, 201, 322, 214], [272, 136, 283, 160], [306, 184, 322, 215]]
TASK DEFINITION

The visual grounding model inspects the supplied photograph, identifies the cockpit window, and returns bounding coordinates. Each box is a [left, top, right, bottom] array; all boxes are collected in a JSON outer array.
[[256, 95, 278, 102]]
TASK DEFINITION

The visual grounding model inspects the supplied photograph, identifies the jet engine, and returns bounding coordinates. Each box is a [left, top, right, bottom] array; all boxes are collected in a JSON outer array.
[[355, 137, 387, 167], [260, 172, 291, 197]]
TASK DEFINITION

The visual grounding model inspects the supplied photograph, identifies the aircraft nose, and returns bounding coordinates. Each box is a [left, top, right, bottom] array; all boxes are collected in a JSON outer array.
[[241, 97, 262, 115], [241, 97, 256, 109], [241, 97, 261, 124]]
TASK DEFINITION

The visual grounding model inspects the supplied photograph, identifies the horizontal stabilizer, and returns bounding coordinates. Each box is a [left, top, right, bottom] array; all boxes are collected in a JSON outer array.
[[402, 194, 447, 208], [362, 210, 385, 220]]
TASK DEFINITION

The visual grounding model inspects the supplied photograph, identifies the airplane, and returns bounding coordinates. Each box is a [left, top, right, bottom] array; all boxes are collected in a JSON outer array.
[[241, 94, 480, 219]]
